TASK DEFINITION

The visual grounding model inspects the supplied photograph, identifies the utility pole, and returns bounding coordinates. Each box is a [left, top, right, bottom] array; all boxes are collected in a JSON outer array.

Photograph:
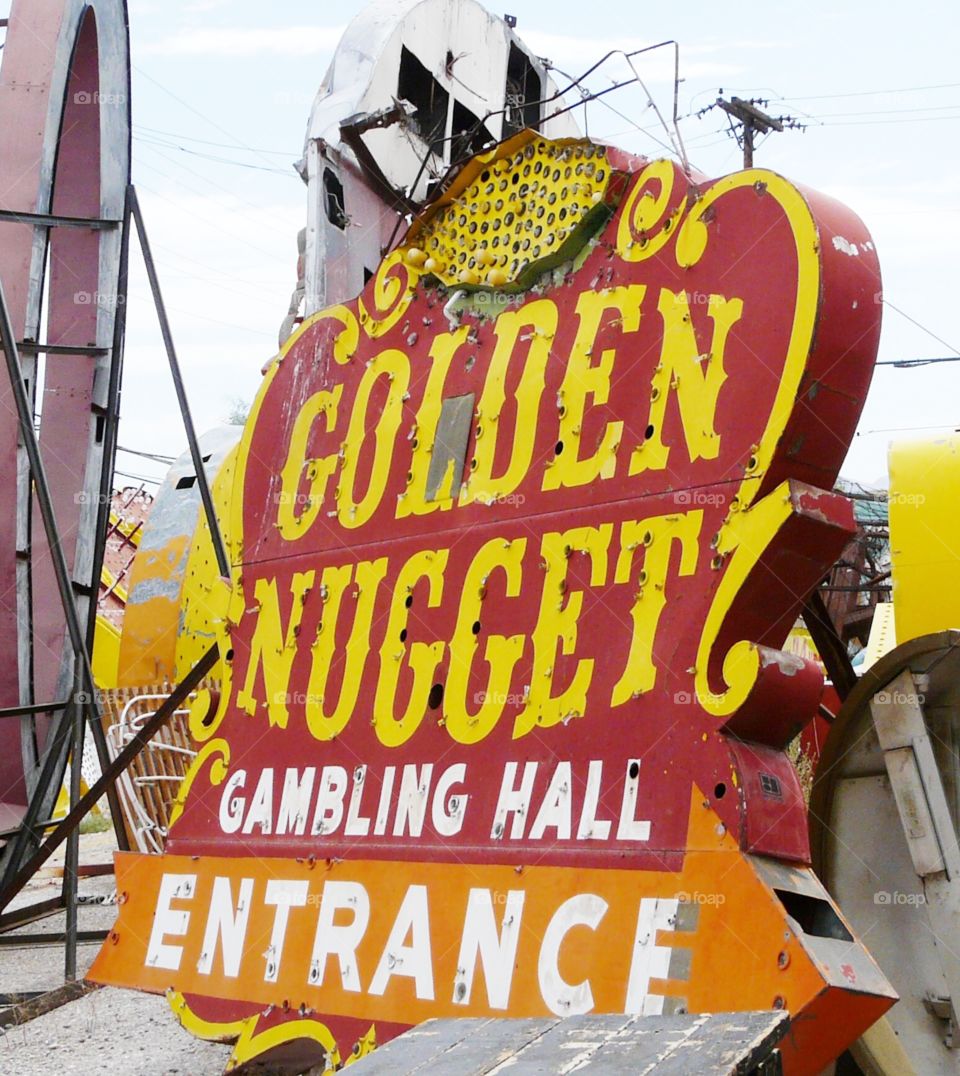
[[699, 95, 802, 168]]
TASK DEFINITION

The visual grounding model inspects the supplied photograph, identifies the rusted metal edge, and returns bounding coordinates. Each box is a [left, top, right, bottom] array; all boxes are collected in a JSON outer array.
[[0, 895, 63, 933], [129, 188, 231, 580], [0, 978, 99, 1030], [0, 928, 108, 947], [0, 643, 219, 908], [802, 588, 858, 700], [810, 629, 960, 876]]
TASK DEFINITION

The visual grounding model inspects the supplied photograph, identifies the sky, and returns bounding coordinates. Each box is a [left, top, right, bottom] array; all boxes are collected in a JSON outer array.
[[4, 0, 960, 488]]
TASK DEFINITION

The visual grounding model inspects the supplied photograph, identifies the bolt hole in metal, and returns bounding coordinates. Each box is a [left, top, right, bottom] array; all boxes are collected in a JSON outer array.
[[428, 683, 444, 710], [714, 782, 726, 799], [629, 761, 640, 780], [645, 423, 655, 440], [471, 620, 482, 635]]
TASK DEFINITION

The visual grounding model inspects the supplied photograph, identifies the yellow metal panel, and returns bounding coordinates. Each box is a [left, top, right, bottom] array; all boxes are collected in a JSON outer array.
[[92, 612, 121, 690], [862, 602, 896, 671], [889, 435, 960, 642], [174, 444, 240, 679], [405, 135, 611, 288]]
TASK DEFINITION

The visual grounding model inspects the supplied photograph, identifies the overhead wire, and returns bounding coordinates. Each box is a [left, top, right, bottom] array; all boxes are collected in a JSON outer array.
[[117, 445, 175, 464], [114, 468, 163, 486], [134, 135, 297, 176], [131, 168, 294, 268], [126, 289, 277, 338], [133, 63, 294, 174], [777, 81, 960, 101], [876, 299, 960, 367], [135, 137, 301, 232], [134, 123, 295, 156]]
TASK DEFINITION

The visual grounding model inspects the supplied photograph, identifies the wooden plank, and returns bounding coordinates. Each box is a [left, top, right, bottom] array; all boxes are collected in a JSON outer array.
[[347, 1018, 496, 1071], [349, 1012, 788, 1075], [421, 1016, 561, 1074]]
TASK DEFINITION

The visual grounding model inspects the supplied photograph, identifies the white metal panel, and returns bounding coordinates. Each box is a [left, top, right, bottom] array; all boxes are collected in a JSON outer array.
[[297, 0, 581, 320]]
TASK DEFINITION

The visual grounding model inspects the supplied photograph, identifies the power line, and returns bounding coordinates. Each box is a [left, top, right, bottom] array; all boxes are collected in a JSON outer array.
[[133, 63, 292, 175], [877, 356, 960, 368], [134, 124, 294, 156], [135, 140, 300, 237], [858, 423, 960, 435], [114, 467, 163, 486], [117, 445, 175, 465], [878, 299, 960, 363], [126, 288, 277, 338], [697, 96, 802, 167], [134, 134, 297, 176], [778, 81, 960, 102], [811, 102, 960, 119], [131, 169, 293, 268], [817, 114, 960, 128]]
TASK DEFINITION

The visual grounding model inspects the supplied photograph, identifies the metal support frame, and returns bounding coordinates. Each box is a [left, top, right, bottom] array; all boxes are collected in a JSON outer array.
[[0, 271, 129, 979], [0, 187, 228, 986], [870, 668, 960, 1033], [0, 209, 119, 230], [802, 588, 858, 700], [0, 643, 218, 906], [0, 281, 116, 867], [0, 700, 68, 719], [129, 188, 231, 580], [18, 343, 110, 357]]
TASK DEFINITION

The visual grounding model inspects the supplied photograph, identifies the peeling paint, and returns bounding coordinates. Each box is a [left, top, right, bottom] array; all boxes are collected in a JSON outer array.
[[831, 235, 860, 257]]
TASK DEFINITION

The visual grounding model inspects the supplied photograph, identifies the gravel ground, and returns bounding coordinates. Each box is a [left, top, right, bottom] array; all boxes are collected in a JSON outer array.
[[0, 986, 233, 1074], [1, 830, 231, 1073]]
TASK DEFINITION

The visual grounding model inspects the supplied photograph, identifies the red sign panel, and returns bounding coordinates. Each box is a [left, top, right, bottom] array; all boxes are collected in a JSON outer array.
[[93, 138, 890, 1074]]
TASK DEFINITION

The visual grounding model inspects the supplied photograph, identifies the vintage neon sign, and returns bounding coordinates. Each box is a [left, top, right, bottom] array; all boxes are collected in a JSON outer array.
[[92, 134, 893, 1074]]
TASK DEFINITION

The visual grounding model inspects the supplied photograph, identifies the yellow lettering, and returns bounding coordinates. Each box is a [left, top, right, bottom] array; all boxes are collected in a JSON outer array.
[[397, 328, 469, 518], [630, 289, 743, 474], [276, 386, 342, 541], [445, 538, 527, 744], [373, 549, 449, 746], [543, 287, 645, 491], [305, 558, 389, 740], [236, 572, 315, 728], [513, 525, 612, 738], [339, 350, 410, 529], [610, 511, 702, 705], [460, 300, 556, 505]]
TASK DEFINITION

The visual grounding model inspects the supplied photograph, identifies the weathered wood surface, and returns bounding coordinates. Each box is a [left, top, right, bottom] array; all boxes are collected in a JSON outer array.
[[349, 1012, 789, 1074]]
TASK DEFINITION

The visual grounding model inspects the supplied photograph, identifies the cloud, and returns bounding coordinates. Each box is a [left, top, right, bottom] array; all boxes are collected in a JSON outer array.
[[141, 25, 345, 58]]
